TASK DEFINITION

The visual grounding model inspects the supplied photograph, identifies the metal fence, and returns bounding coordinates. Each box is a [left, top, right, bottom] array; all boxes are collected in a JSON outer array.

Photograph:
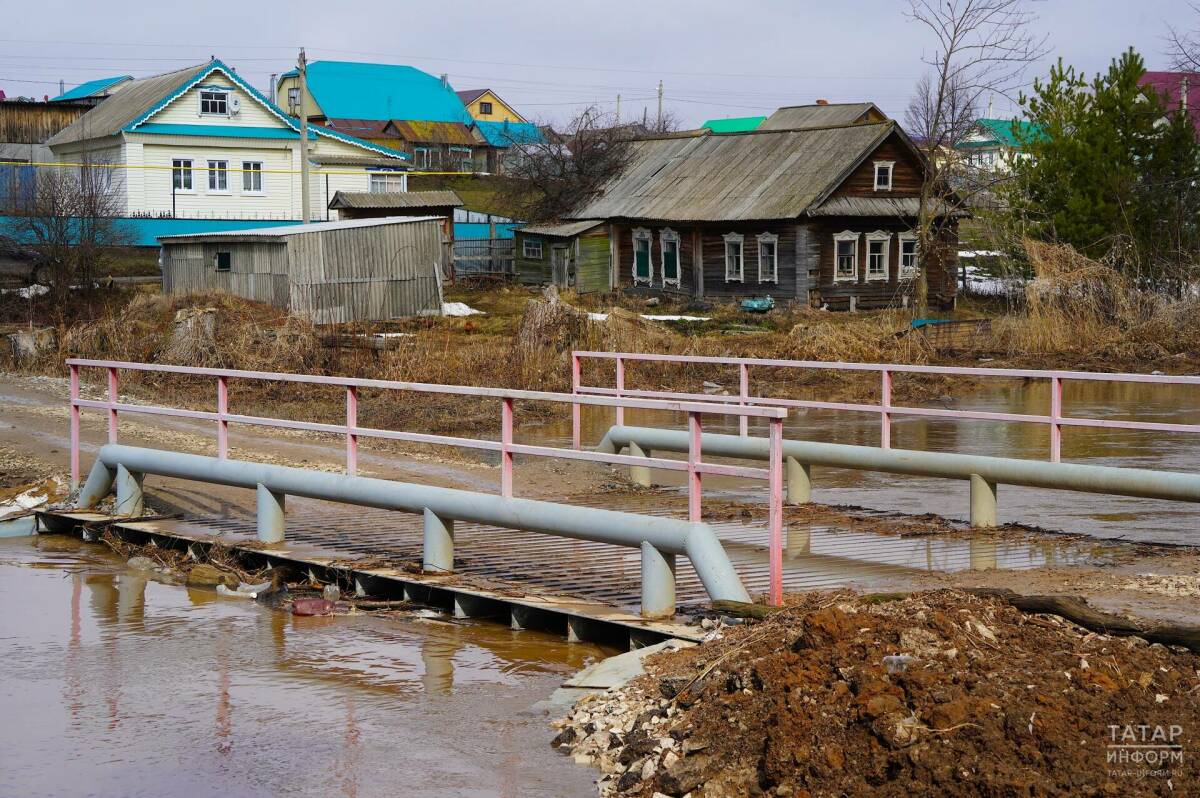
[[452, 237, 514, 279]]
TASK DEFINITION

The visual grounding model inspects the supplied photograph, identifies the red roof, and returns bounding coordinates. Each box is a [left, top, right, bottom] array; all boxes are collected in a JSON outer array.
[[1139, 71, 1200, 133]]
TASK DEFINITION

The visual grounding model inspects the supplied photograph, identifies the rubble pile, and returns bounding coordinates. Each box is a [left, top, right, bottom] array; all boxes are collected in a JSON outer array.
[[553, 590, 1200, 797]]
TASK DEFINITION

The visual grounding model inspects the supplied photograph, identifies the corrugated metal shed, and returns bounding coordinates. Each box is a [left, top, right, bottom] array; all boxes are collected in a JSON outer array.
[[520, 220, 604, 237], [759, 103, 884, 131], [328, 190, 463, 210], [158, 215, 442, 242], [569, 123, 895, 222]]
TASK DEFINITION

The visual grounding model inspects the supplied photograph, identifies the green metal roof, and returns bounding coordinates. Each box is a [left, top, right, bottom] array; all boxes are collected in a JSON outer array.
[[701, 115, 767, 134], [51, 74, 131, 101], [963, 118, 1046, 148]]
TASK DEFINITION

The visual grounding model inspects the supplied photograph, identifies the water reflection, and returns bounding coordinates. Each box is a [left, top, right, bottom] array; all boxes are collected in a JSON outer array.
[[0, 538, 602, 798]]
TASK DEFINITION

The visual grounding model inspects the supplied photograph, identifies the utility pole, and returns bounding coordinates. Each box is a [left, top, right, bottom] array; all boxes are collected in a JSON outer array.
[[616, 93, 621, 121], [656, 80, 663, 131], [298, 47, 311, 224]]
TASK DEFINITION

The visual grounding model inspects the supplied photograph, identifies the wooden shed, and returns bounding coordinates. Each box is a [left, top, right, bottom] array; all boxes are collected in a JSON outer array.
[[158, 216, 445, 323], [514, 220, 610, 293]]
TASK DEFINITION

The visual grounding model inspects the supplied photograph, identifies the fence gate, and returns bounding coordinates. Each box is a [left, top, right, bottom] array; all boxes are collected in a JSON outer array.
[[452, 237, 515, 280]]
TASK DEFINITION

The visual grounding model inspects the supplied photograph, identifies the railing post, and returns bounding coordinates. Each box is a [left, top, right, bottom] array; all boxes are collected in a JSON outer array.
[[346, 386, 358, 476], [615, 356, 625, 427], [880, 368, 892, 449], [687, 411, 702, 522], [501, 397, 514, 498], [570, 352, 581, 450], [768, 416, 784, 607], [69, 363, 80, 490], [1050, 376, 1063, 463], [216, 376, 229, 460], [738, 362, 749, 437], [106, 366, 119, 444]]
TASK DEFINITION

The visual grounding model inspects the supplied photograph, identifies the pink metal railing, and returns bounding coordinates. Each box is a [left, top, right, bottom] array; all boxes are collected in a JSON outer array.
[[571, 351, 1200, 462], [66, 358, 791, 606]]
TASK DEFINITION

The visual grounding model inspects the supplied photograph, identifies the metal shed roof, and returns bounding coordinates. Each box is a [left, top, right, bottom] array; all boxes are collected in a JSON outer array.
[[157, 215, 443, 243], [328, 190, 463, 210], [51, 74, 131, 101], [759, 103, 884, 131], [569, 122, 898, 222], [519, 220, 605, 237]]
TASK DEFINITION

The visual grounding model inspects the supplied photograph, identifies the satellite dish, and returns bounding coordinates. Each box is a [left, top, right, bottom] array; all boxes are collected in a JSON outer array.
[[230, 96, 241, 115]]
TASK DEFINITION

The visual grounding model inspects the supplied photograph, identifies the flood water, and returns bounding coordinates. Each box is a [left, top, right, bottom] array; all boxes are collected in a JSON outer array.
[[0, 536, 600, 798], [537, 377, 1200, 546]]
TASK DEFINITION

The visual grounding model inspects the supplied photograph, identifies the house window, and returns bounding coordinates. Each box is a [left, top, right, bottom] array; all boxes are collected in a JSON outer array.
[[199, 89, 229, 116], [660, 228, 681, 286], [632, 228, 652, 284], [757, 233, 778, 283], [214, 251, 231, 272], [369, 172, 405, 192], [833, 231, 859, 282], [873, 161, 894, 191], [899, 233, 919, 279], [413, 147, 435, 170], [523, 238, 543, 259], [286, 86, 300, 113], [723, 233, 744, 282], [450, 146, 472, 173], [479, 101, 493, 115], [172, 159, 193, 191], [207, 160, 228, 192], [242, 161, 263, 193], [865, 231, 891, 281]]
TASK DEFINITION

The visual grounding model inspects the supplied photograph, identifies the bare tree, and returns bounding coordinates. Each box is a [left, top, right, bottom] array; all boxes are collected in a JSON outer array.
[[904, 0, 1048, 311], [12, 156, 129, 311], [1166, 3, 1200, 71], [501, 106, 636, 222]]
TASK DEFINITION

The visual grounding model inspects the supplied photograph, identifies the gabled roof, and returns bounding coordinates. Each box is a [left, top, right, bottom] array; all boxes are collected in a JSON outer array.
[[47, 60, 408, 160], [474, 120, 543, 147], [384, 119, 476, 145], [961, 118, 1045, 149], [701, 116, 767, 134], [328, 190, 463, 210], [288, 61, 472, 124], [569, 122, 910, 222], [1139, 71, 1200, 134], [456, 89, 489, 105], [759, 102, 885, 131], [520, 220, 605, 237], [51, 74, 131, 102]]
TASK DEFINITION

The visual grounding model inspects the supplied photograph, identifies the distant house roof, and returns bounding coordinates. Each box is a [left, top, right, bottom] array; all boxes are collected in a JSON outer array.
[[384, 119, 476, 146], [46, 60, 408, 160], [456, 89, 489, 105], [287, 61, 472, 124], [473, 120, 543, 147], [759, 102, 885, 131], [520, 220, 605, 237], [960, 118, 1045, 149], [51, 74, 131, 102], [569, 122, 910, 222], [1140, 71, 1200, 134], [158, 215, 442, 243], [701, 116, 767, 134], [328, 190, 463, 210]]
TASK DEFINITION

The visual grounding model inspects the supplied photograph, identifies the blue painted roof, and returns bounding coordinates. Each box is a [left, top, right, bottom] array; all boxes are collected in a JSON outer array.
[[296, 61, 472, 124], [52, 74, 130, 101], [135, 123, 300, 139], [474, 120, 543, 147]]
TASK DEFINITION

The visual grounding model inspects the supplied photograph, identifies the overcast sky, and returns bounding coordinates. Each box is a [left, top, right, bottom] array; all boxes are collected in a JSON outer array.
[[0, 0, 1193, 127]]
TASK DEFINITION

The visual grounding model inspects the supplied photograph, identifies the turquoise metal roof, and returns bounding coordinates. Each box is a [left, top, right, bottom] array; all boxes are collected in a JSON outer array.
[[52, 75, 130, 101], [300, 61, 472, 124], [473, 120, 543, 147], [134, 123, 300, 139], [701, 115, 766, 134], [959, 118, 1047, 149]]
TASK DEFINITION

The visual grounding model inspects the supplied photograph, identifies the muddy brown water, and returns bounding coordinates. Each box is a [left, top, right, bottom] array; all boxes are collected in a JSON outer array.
[[0, 536, 600, 798], [536, 379, 1200, 546]]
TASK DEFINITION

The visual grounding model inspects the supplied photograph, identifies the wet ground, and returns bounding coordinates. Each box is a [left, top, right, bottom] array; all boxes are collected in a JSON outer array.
[[0, 535, 600, 798]]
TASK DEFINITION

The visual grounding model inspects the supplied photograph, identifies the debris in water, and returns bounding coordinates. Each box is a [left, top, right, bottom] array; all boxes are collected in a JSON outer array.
[[292, 598, 337, 616]]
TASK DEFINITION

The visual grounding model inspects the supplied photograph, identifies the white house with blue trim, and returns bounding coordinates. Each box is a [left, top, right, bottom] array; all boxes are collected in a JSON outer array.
[[46, 59, 410, 223]]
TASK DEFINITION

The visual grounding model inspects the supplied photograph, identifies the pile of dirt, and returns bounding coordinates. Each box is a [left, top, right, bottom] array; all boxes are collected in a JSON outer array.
[[554, 590, 1199, 796]]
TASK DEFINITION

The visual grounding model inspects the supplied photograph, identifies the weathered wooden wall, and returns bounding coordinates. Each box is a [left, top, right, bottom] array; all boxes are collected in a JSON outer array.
[[0, 102, 89, 146]]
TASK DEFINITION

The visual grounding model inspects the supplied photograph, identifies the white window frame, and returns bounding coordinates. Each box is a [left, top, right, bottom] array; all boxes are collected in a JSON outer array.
[[833, 231, 860, 283], [522, 237, 543, 260], [659, 228, 681, 287], [241, 161, 264, 194], [873, 160, 894, 192], [723, 232, 744, 282], [368, 171, 405, 193], [756, 232, 779, 283], [171, 158, 194, 193], [865, 230, 891, 282], [207, 160, 229, 194], [632, 227, 652, 285], [199, 89, 230, 117], [898, 232, 920, 280]]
